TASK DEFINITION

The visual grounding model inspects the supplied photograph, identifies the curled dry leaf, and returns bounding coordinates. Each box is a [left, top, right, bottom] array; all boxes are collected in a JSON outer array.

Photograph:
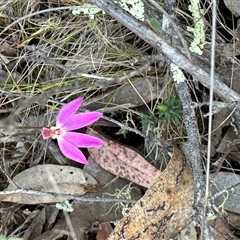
[[87, 128, 160, 188], [107, 145, 194, 240], [2, 164, 98, 204], [96, 222, 113, 240]]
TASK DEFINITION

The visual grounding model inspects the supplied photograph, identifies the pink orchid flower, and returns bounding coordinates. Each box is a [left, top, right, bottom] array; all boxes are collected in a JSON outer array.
[[41, 97, 103, 164]]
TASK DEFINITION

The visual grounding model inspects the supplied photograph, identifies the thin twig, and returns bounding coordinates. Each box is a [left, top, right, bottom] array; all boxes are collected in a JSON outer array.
[[0, 189, 137, 204], [201, 1, 217, 239]]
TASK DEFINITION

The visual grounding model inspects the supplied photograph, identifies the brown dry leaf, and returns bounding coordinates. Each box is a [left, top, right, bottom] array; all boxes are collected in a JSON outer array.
[[211, 108, 232, 156], [107, 145, 194, 240], [227, 212, 240, 229], [33, 229, 70, 240], [211, 217, 228, 240], [2, 164, 98, 204], [96, 222, 113, 240], [23, 208, 46, 240], [216, 127, 238, 153], [87, 128, 160, 188], [47, 158, 142, 240]]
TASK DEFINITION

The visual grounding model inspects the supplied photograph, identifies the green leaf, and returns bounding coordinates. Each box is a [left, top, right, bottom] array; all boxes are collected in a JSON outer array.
[[149, 18, 162, 33], [156, 96, 183, 126], [157, 104, 168, 112]]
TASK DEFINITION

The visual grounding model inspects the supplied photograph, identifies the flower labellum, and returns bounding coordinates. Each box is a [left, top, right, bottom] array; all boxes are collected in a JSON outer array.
[[42, 98, 103, 164]]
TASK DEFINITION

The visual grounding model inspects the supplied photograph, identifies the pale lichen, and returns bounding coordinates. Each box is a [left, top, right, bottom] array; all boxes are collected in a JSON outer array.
[[72, 4, 105, 20], [187, 0, 206, 55], [115, 0, 145, 21], [170, 63, 185, 83], [103, 183, 138, 216], [72, 1, 144, 21], [56, 200, 74, 212]]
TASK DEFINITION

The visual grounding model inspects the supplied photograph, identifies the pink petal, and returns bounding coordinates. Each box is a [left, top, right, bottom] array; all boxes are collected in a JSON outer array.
[[41, 127, 51, 139], [56, 98, 84, 128], [63, 132, 104, 147], [61, 112, 102, 131], [57, 137, 89, 164]]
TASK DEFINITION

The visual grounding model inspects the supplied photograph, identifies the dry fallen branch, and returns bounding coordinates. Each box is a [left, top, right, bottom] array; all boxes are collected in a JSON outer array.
[[91, 0, 240, 102]]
